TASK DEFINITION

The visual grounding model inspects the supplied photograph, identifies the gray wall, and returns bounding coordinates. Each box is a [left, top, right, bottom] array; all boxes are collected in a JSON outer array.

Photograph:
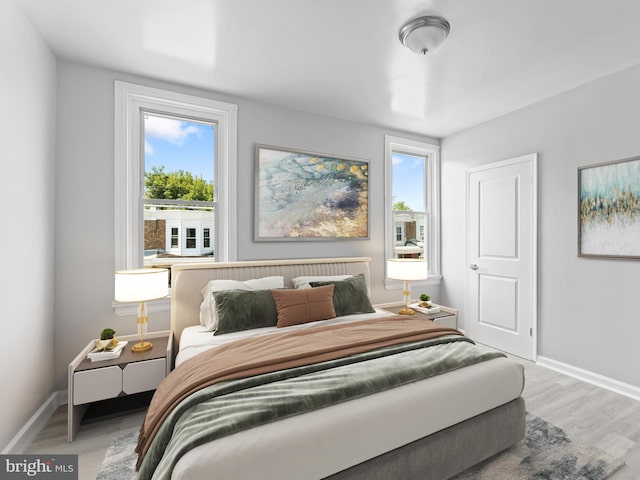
[[441, 63, 640, 388], [53, 60, 440, 391], [0, 1, 57, 450]]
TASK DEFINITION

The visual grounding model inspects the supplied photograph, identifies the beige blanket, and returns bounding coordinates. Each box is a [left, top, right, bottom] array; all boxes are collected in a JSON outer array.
[[136, 316, 461, 467]]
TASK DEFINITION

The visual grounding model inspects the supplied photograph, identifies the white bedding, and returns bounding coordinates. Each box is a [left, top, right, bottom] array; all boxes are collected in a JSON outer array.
[[175, 309, 394, 366], [172, 356, 523, 479], [170, 311, 525, 479]]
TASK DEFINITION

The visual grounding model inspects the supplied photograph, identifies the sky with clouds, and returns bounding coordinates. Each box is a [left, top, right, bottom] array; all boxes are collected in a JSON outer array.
[[144, 114, 215, 182], [392, 152, 426, 211]]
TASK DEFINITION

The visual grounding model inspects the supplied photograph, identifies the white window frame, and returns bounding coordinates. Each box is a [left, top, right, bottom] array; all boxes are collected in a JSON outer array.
[[114, 81, 237, 312], [170, 227, 179, 248], [384, 135, 441, 288], [395, 225, 404, 243], [185, 227, 197, 249]]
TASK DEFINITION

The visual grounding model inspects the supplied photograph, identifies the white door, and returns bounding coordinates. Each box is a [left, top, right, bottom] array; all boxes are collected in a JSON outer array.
[[466, 153, 537, 360]]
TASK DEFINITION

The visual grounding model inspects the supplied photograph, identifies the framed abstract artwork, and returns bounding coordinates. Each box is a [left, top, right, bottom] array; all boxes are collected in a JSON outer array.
[[254, 144, 369, 241], [578, 155, 640, 259]]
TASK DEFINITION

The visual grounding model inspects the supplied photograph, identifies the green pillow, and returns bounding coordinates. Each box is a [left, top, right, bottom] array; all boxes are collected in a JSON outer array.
[[213, 289, 278, 335], [309, 274, 375, 316]]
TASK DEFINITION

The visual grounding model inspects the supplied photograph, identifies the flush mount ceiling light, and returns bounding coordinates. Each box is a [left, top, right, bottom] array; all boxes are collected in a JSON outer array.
[[399, 15, 450, 55]]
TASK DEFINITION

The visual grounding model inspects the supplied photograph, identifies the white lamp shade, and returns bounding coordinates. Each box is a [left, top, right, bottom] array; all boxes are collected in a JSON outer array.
[[114, 268, 169, 302], [386, 259, 428, 281]]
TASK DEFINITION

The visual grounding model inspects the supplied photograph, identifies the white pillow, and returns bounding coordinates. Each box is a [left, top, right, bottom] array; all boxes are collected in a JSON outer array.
[[199, 276, 285, 331], [291, 275, 352, 289]]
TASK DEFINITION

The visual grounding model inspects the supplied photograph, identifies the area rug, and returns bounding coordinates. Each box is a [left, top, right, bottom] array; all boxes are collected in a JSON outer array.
[[97, 414, 624, 479], [450, 414, 625, 480]]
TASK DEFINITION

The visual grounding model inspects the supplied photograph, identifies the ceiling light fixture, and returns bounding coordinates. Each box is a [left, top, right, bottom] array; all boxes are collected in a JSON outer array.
[[399, 15, 450, 55]]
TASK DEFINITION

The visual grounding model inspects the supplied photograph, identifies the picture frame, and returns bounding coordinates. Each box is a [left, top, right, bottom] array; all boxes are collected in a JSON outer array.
[[578, 155, 640, 259], [254, 144, 369, 241]]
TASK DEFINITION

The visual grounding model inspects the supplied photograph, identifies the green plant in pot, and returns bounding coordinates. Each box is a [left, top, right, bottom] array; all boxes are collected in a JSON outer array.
[[95, 328, 118, 351], [419, 294, 432, 308]]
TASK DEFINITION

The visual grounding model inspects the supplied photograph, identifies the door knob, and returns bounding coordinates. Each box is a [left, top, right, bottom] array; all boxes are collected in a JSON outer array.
[[469, 264, 479, 270]]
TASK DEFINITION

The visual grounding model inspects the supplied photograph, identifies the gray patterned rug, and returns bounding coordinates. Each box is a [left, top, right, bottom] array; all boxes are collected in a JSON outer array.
[[97, 414, 624, 479], [450, 414, 625, 480]]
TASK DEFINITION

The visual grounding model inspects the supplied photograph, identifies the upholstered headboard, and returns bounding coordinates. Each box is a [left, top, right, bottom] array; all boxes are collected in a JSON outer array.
[[170, 257, 372, 343]]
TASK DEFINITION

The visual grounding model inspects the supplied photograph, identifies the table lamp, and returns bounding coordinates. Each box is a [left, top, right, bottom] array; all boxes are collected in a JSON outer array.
[[386, 259, 428, 315], [114, 268, 168, 352]]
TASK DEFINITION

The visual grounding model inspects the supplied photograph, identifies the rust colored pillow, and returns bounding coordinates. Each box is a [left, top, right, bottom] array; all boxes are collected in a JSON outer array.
[[272, 285, 337, 328]]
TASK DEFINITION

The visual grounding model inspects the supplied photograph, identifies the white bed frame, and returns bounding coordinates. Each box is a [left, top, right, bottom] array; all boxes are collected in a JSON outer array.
[[168, 257, 525, 479]]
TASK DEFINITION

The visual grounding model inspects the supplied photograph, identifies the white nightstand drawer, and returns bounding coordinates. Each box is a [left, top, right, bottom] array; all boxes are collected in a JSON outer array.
[[123, 358, 166, 395], [68, 331, 171, 442], [73, 366, 122, 405]]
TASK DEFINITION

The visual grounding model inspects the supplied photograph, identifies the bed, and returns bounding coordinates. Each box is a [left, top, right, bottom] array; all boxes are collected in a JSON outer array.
[[137, 257, 525, 479]]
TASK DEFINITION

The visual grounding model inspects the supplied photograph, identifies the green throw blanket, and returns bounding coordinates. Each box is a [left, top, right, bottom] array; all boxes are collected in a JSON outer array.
[[139, 334, 504, 479]]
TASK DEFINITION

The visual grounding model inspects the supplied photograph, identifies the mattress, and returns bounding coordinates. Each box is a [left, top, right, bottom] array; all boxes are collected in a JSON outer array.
[[169, 312, 524, 480]]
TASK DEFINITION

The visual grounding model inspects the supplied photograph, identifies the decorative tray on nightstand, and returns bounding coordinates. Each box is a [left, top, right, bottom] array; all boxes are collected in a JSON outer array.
[[409, 303, 441, 314]]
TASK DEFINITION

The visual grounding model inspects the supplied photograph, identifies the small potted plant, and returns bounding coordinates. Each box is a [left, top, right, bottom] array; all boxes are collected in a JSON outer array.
[[419, 294, 432, 308], [95, 328, 118, 351]]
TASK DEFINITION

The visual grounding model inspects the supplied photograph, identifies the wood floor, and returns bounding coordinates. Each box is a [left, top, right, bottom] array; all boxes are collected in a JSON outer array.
[[511, 357, 640, 480], [26, 353, 640, 479]]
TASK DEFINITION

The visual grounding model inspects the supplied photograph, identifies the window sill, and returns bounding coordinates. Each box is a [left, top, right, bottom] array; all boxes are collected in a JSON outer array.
[[384, 275, 442, 290], [112, 295, 171, 316]]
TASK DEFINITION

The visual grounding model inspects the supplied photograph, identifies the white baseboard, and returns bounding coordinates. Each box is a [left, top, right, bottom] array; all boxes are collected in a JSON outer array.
[[2, 390, 67, 454], [537, 356, 640, 402]]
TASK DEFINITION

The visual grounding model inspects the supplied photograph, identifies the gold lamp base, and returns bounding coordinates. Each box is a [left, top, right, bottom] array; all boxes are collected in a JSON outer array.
[[398, 307, 415, 315], [132, 341, 153, 352]]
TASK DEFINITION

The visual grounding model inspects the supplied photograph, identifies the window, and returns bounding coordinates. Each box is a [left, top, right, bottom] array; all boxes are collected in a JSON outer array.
[[395, 226, 403, 242], [203, 228, 211, 248], [171, 228, 179, 248], [186, 228, 197, 249], [115, 81, 237, 276], [385, 136, 440, 285]]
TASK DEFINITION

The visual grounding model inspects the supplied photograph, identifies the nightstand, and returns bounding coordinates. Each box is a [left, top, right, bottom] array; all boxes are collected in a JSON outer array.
[[67, 330, 171, 442], [380, 304, 458, 329]]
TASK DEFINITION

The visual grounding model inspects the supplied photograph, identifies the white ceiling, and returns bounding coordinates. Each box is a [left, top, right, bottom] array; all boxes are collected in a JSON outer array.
[[15, 0, 640, 137]]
